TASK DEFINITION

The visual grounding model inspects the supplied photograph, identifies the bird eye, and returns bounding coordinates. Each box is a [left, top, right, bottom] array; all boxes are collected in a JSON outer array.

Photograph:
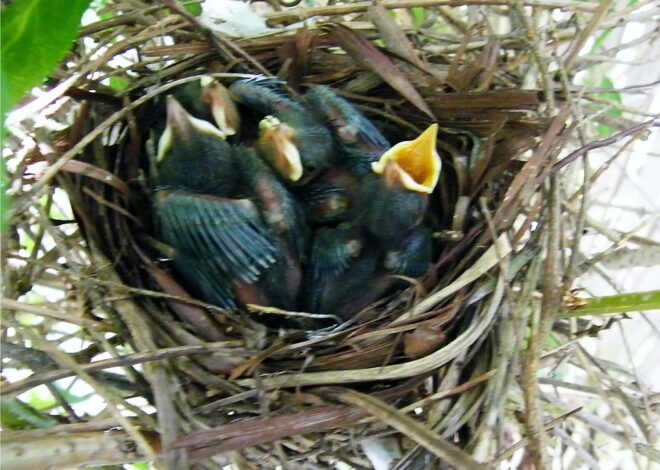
[[305, 164, 318, 174]]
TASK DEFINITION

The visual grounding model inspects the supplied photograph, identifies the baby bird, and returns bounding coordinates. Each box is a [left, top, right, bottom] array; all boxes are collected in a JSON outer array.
[[358, 124, 441, 239], [304, 85, 391, 177], [230, 78, 335, 183], [169, 76, 240, 137], [154, 96, 303, 311]]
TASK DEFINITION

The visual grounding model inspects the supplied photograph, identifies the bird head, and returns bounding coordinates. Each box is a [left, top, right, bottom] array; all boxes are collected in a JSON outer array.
[[257, 115, 303, 182], [200, 77, 240, 137], [371, 124, 441, 194], [157, 95, 229, 163]]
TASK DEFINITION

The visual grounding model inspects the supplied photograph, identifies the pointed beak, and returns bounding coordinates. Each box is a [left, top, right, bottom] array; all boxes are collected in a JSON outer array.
[[258, 116, 303, 182], [158, 96, 192, 161], [371, 124, 441, 194], [201, 79, 240, 136], [158, 94, 230, 162], [165, 95, 192, 137]]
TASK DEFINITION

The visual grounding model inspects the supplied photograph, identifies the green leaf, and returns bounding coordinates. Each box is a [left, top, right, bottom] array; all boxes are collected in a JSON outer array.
[[433, 23, 448, 34], [595, 77, 622, 137], [52, 385, 94, 406], [0, 398, 59, 429], [589, 28, 613, 55], [109, 77, 129, 91], [599, 77, 622, 107], [0, 157, 9, 238], [1, 0, 91, 118], [411, 7, 425, 27], [596, 124, 613, 137], [561, 290, 660, 317], [23, 384, 93, 412], [129, 463, 150, 470], [183, 0, 202, 16], [544, 333, 561, 348], [1, 0, 90, 237], [26, 388, 57, 410]]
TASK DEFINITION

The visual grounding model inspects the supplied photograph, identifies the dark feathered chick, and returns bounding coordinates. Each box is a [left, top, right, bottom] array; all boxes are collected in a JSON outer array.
[[154, 96, 302, 311], [382, 226, 433, 279], [358, 124, 441, 239], [304, 85, 390, 177], [156, 95, 237, 194], [304, 225, 394, 320], [233, 148, 308, 309], [299, 167, 361, 224], [170, 77, 240, 137], [230, 78, 335, 183]]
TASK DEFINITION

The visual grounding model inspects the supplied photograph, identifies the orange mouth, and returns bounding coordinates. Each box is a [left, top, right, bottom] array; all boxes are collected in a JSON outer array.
[[371, 124, 441, 193]]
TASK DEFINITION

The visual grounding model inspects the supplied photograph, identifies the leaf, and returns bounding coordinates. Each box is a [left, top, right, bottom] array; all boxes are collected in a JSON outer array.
[[327, 24, 435, 119], [599, 77, 621, 102], [594, 77, 622, 137], [1, 0, 90, 117], [184, 1, 203, 16], [561, 290, 660, 317], [109, 77, 129, 90], [560, 290, 660, 317], [0, 158, 9, 237], [368, 1, 429, 72], [589, 28, 613, 54], [596, 124, 613, 137], [130, 463, 150, 470], [0, 398, 59, 429], [26, 389, 57, 410], [411, 7, 425, 27], [599, 77, 622, 113], [48, 385, 94, 406]]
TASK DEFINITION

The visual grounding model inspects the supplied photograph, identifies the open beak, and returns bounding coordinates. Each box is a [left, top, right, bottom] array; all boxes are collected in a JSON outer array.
[[371, 124, 441, 194], [158, 95, 229, 162], [201, 78, 240, 137], [258, 115, 303, 182], [158, 96, 192, 162]]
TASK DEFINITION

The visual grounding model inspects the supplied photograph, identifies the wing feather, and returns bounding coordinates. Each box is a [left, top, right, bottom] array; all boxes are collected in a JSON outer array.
[[155, 191, 279, 287]]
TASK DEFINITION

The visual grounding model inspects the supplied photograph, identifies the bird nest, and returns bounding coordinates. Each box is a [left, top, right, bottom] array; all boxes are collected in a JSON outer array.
[[3, 1, 658, 469]]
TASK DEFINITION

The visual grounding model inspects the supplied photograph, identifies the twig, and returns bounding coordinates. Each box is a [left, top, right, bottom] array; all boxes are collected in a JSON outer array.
[[161, 0, 271, 76], [326, 388, 484, 470], [552, 120, 659, 172], [2, 342, 243, 397], [562, 0, 615, 71], [264, 0, 599, 25], [0, 298, 107, 330], [493, 407, 582, 462], [521, 172, 562, 470], [1, 429, 162, 470], [2, 317, 159, 462]]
